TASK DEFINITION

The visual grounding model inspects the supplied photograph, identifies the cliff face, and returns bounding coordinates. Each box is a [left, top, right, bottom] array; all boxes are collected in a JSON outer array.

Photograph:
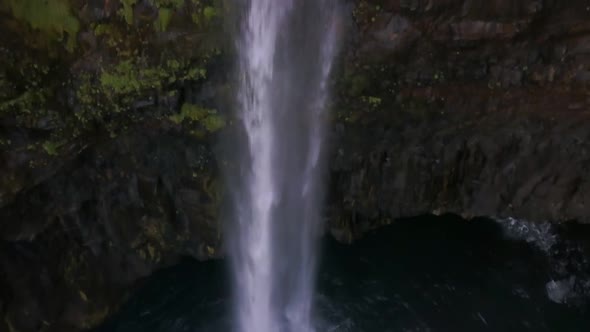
[[1, 1, 227, 330], [1, 0, 590, 331], [328, 0, 590, 241]]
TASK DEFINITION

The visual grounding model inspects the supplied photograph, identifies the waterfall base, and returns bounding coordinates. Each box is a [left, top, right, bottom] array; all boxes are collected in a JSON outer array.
[[96, 215, 590, 332]]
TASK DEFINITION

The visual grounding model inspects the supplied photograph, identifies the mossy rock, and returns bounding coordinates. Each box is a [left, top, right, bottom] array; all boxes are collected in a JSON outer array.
[[170, 103, 225, 132], [2, 0, 80, 52]]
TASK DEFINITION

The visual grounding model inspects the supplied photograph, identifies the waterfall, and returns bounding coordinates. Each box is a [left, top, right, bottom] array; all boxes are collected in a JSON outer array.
[[226, 0, 340, 331]]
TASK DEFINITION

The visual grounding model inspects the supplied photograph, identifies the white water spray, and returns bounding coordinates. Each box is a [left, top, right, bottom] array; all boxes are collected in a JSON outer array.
[[227, 0, 340, 331]]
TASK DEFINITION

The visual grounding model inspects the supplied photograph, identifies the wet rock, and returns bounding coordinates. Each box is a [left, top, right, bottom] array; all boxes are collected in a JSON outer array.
[[547, 275, 577, 303], [0, 125, 222, 331], [357, 13, 421, 60], [329, 0, 590, 239], [450, 20, 526, 41]]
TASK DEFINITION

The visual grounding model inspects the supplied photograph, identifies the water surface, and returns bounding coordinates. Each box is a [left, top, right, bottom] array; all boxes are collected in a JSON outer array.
[[96, 215, 590, 332]]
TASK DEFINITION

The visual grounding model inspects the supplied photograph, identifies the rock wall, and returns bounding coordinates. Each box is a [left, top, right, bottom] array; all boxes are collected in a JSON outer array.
[[1, 126, 222, 331], [0, 1, 227, 330], [327, 0, 590, 241], [1, 0, 590, 331]]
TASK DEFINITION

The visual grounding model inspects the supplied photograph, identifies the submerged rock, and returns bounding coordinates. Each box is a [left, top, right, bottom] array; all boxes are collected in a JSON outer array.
[[546, 277, 576, 304]]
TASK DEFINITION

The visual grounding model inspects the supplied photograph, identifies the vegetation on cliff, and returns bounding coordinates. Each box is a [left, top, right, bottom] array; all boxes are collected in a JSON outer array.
[[0, 0, 224, 168]]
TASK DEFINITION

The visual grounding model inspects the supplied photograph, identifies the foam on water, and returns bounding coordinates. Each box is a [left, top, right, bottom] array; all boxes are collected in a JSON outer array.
[[496, 217, 557, 253], [496, 217, 590, 305]]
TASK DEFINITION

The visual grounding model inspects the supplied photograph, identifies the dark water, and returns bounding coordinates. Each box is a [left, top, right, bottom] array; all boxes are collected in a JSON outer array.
[[96, 215, 590, 332]]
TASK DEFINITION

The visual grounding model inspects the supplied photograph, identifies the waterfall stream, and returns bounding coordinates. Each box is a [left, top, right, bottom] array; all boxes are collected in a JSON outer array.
[[227, 0, 340, 331]]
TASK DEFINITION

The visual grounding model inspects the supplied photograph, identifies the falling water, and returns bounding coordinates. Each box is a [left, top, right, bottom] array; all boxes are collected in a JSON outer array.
[[226, 0, 339, 331]]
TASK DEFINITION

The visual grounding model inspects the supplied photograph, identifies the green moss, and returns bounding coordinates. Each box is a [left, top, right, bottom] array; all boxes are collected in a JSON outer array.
[[100, 59, 165, 95], [190, 1, 219, 26], [149, 0, 191, 31], [99, 58, 206, 98], [151, 0, 185, 8], [42, 140, 64, 156], [93, 24, 109, 36], [155, 8, 174, 31], [166, 59, 181, 70], [202, 113, 225, 131], [365, 96, 382, 107], [203, 6, 217, 20], [93, 23, 119, 38], [0, 0, 226, 168], [170, 103, 209, 123], [0, 91, 40, 115], [5, 0, 80, 52], [343, 71, 369, 97], [92, 22, 125, 49], [75, 75, 96, 105], [72, 55, 210, 128], [187, 67, 207, 80], [170, 103, 225, 131], [0, 58, 52, 115], [120, 0, 137, 25]]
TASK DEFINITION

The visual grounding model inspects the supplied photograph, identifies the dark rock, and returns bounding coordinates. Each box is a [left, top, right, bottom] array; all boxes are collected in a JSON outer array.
[[0, 124, 222, 331]]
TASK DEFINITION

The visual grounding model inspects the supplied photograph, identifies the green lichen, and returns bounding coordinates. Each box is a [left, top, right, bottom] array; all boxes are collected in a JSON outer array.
[[5, 0, 80, 52]]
